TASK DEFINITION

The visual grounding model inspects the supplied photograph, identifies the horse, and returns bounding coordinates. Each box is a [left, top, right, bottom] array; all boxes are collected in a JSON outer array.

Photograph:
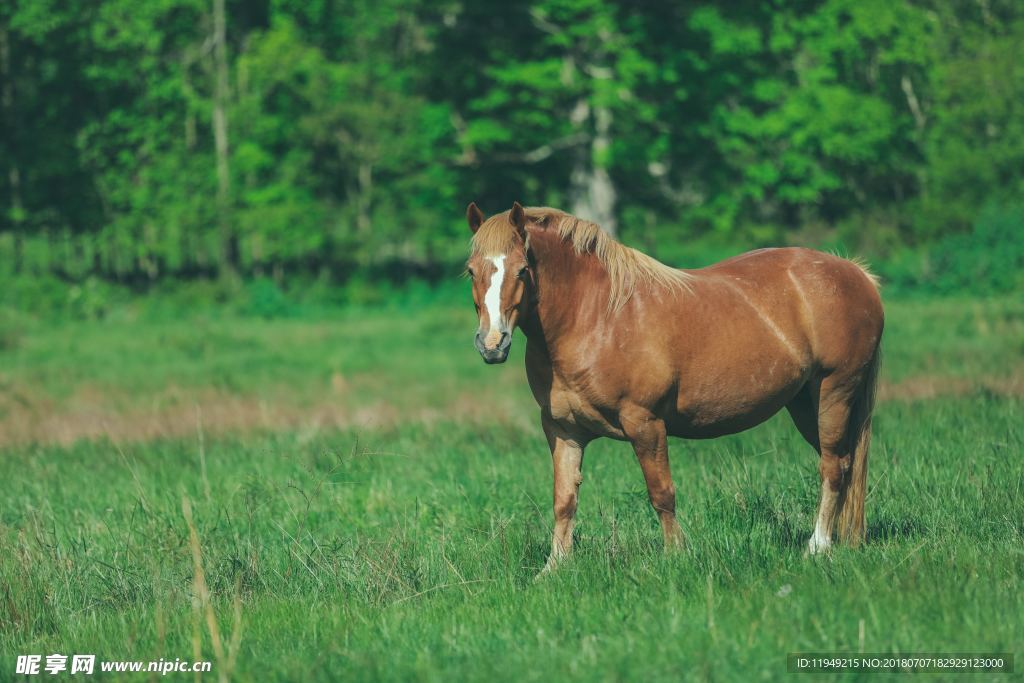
[[464, 201, 884, 572]]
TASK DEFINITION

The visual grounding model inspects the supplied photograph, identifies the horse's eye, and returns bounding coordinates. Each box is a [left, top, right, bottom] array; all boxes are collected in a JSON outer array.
[[467, 267, 475, 278], [518, 266, 528, 278]]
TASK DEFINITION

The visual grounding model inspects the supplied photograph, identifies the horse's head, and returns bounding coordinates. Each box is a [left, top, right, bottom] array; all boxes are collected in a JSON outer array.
[[465, 201, 534, 364]]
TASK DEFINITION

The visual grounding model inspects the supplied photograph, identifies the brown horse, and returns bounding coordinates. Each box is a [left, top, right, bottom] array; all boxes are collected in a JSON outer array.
[[465, 202, 883, 571]]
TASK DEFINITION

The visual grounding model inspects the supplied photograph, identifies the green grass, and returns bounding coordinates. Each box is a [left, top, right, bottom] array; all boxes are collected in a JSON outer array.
[[1, 296, 1021, 445], [1, 295, 1023, 680]]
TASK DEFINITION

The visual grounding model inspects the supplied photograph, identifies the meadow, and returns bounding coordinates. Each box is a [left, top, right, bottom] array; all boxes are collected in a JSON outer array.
[[1, 295, 1022, 681]]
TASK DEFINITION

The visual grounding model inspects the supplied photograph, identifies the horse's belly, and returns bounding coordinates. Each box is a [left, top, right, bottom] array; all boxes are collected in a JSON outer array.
[[667, 365, 807, 439]]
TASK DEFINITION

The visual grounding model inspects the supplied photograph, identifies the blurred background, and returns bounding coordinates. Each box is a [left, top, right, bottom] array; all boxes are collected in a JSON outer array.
[[0, 0, 1022, 318]]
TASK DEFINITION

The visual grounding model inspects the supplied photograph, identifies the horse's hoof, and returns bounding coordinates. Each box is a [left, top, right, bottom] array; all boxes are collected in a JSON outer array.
[[663, 535, 687, 553], [534, 555, 561, 581], [805, 538, 832, 557]]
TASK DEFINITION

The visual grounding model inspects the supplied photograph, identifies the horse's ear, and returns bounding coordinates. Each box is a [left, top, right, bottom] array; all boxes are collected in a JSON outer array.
[[509, 201, 527, 240], [466, 202, 485, 234]]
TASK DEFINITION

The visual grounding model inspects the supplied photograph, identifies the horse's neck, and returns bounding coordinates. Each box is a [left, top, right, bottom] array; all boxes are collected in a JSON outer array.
[[521, 229, 611, 349]]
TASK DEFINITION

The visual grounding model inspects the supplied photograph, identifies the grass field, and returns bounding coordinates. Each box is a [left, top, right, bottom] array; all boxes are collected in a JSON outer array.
[[1, 296, 1022, 680]]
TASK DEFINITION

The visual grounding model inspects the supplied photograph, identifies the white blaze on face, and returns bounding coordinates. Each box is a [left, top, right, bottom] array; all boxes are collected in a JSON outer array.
[[483, 255, 506, 347]]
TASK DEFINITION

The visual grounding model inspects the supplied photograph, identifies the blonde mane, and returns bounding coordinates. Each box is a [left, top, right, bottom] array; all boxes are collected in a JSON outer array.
[[471, 207, 694, 312]]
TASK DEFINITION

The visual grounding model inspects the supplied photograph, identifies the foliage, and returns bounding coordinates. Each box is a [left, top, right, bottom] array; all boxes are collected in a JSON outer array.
[[0, 1, 1022, 295], [876, 202, 1024, 296], [243, 277, 295, 319]]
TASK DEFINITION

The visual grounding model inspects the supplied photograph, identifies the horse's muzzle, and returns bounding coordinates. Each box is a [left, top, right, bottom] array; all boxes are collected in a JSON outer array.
[[476, 331, 511, 364]]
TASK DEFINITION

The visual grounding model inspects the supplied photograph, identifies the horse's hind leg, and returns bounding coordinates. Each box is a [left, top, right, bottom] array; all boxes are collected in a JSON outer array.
[[806, 377, 859, 555], [785, 382, 840, 554], [785, 382, 821, 453]]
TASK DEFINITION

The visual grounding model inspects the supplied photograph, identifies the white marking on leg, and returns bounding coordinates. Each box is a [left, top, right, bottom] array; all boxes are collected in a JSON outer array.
[[808, 481, 836, 555], [483, 255, 506, 346], [808, 517, 831, 555]]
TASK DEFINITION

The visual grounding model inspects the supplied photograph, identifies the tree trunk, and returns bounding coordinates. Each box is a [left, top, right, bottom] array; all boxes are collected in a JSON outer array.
[[211, 0, 235, 273], [356, 161, 373, 234], [0, 25, 25, 272], [569, 100, 617, 236]]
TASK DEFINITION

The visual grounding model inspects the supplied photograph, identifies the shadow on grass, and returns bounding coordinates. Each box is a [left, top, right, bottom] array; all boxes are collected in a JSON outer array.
[[867, 516, 927, 542], [770, 517, 927, 551], [761, 509, 927, 551]]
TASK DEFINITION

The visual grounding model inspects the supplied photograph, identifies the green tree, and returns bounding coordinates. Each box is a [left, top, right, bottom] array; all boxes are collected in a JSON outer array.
[[919, 0, 1024, 236]]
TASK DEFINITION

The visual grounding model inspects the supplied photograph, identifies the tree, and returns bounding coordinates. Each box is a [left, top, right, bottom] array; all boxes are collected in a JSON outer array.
[[433, 0, 665, 237]]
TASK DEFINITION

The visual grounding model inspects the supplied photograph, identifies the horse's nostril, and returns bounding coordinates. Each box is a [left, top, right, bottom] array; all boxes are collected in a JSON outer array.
[[476, 329, 510, 355]]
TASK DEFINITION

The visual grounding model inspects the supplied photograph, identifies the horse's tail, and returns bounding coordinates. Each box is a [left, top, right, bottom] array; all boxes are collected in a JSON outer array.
[[837, 343, 881, 546]]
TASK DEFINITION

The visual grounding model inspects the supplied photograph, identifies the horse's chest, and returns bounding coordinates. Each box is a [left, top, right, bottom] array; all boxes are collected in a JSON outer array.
[[547, 387, 589, 421], [524, 342, 628, 438], [549, 390, 620, 437], [536, 373, 626, 439]]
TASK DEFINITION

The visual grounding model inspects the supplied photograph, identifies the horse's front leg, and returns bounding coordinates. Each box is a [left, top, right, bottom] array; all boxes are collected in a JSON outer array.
[[623, 412, 685, 550], [540, 417, 585, 574]]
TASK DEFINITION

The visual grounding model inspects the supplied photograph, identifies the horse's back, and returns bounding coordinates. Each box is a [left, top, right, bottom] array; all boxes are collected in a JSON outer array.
[[694, 247, 883, 372]]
